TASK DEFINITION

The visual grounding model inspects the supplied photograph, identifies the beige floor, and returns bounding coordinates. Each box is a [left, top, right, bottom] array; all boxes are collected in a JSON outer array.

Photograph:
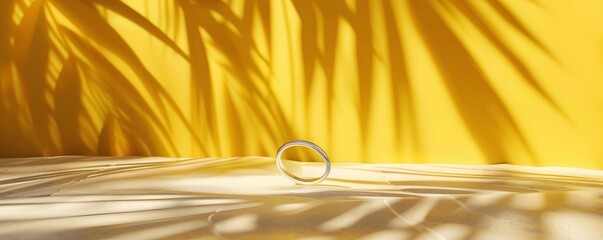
[[1, 156, 602, 240]]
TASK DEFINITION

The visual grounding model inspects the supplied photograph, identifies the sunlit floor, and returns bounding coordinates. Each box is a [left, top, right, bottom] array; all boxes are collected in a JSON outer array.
[[1, 157, 602, 240]]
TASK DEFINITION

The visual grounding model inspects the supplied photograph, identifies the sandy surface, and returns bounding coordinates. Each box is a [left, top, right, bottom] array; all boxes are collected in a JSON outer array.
[[1, 156, 602, 239]]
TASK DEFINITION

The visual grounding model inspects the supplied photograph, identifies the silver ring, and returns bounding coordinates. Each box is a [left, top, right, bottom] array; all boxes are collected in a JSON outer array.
[[276, 140, 331, 184]]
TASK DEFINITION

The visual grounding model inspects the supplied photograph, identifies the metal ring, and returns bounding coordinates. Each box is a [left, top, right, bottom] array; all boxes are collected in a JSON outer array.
[[276, 140, 331, 184]]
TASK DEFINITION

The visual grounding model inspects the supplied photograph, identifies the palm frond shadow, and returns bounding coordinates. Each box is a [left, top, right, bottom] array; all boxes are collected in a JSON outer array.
[[352, 0, 374, 161], [444, 0, 568, 119], [181, 0, 295, 156], [14, 0, 54, 154], [94, 0, 188, 60], [0, 0, 570, 165], [61, 27, 176, 156], [179, 0, 218, 156], [0, 1, 42, 156], [383, 1, 420, 159], [409, 0, 539, 164]]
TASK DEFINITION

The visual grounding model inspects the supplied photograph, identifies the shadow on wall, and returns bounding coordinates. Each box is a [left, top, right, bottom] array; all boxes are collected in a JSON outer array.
[[0, 0, 579, 164]]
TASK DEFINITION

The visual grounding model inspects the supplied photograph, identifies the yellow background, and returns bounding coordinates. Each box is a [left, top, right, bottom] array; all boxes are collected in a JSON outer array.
[[1, 0, 603, 169]]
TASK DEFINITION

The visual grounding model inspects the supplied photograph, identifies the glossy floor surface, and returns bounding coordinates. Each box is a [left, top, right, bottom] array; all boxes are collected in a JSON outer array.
[[1, 157, 602, 239]]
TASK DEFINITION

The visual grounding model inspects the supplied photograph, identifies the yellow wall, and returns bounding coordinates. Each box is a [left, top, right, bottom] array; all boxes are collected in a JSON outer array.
[[1, 0, 603, 168]]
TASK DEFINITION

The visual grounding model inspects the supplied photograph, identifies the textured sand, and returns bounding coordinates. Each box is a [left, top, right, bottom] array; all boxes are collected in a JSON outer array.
[[1, 157, 602, 239]]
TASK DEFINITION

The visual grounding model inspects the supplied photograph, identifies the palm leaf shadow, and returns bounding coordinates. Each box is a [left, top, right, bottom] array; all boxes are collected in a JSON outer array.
[[291, 0, 318, 134], [179, 0, 218, 156], [0, 0, 573, 164], [59, 26, 174, 156], [180, 0, 293, 156], [0, 0, 46, 157], [352, 0, 373, 162], [315, 1, 348, 148], [383, 1, 420, 160], [291, 1, 349, 150], [14, 0, 54, 154], [50, 0, 207, 156], [92, 0, 189, 60], [485, 0, 556, 61], [408, 0, 537, 164], [445, 0, 568, 119], [54, 57, 95, 155]]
